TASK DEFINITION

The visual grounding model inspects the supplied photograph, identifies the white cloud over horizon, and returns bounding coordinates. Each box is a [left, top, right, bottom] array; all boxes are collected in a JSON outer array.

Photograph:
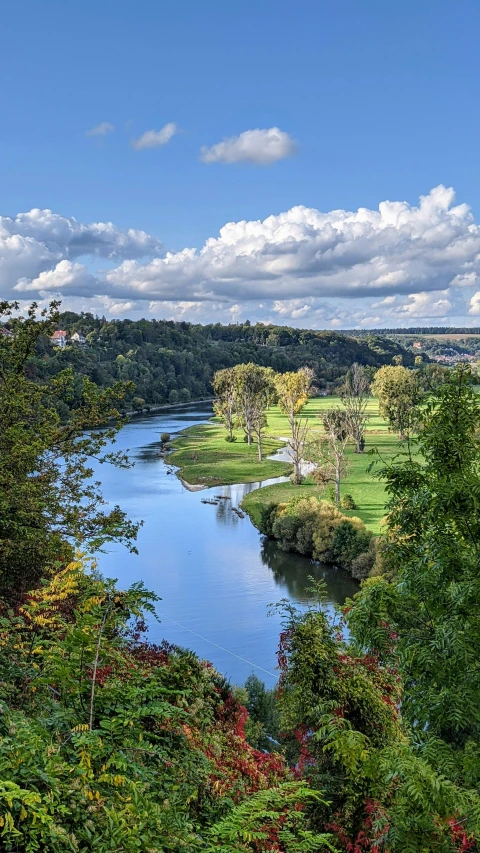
[[200, 127, 296, 165], [132, 123, 178, 150], [4, 187, 480, 328]]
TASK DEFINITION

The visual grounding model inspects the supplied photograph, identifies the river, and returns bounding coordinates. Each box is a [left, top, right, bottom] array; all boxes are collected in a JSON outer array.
[[92, 402, 357, 687]]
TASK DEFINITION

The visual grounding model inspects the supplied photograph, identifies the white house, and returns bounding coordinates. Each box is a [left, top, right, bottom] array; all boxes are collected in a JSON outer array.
[[51, 330, 68, 348], [71, 332, 86, 345]]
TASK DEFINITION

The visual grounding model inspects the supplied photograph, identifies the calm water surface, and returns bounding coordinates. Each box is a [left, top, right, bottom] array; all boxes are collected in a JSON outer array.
[[93, 403, 357, 686]]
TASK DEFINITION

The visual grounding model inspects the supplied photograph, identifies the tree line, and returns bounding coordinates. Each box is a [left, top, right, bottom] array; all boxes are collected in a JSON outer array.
[[11, 309, 416, 414]]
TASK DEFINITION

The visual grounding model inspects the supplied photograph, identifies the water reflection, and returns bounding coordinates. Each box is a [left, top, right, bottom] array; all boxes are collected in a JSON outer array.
[[260, 538, 358, 604]]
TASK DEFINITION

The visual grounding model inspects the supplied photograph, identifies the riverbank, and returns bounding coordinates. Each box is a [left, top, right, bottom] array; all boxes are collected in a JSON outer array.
[[169, 396, 396, 533]]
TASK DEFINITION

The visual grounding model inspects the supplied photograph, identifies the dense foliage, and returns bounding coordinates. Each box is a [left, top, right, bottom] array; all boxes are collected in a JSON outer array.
[[0, 301, 139, 599], [268, 366, 480, 851], [0, 559, 337, 852], [257, 498, 376, 579], [20, 312, 415, 409]]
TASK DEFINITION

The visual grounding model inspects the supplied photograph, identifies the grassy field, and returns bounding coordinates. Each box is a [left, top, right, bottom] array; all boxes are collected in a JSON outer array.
[[169, 396, 400, 532], [168, 423, 292, 486], [241, 431, 399, 535]]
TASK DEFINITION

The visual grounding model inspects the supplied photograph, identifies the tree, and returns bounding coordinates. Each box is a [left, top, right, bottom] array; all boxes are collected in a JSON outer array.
[[232, 363, 273, 459], [311, 408, 352, 503], [213, 367, 237, 441], [340, 365, 480, 848], [0, 301, 139, 599], [418, 362, 450, 391], [275, 368, 313, 484], [371, 364, 421, 438], [351, 366, 480, 741], [340, 362, 370, 453]]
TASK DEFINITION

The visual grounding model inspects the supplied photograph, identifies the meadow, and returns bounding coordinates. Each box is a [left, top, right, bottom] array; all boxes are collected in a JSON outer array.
[[169, 396, 399, 533]]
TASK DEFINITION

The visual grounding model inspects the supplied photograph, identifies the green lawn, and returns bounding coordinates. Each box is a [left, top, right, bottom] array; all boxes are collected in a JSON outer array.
[[168, 423, 292, 486], [169, 396, 405, 532]]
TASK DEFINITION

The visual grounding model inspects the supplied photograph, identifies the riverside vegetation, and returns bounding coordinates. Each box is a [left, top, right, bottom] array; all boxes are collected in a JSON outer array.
[[171, 361, 441, 578], [2, 301, 480, 851]]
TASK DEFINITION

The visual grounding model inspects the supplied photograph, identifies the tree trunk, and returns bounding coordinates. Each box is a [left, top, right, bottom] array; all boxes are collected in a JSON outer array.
[[292, 458, 302, 484], [335, 467, 341, 503], [257, 435, 262, 461]]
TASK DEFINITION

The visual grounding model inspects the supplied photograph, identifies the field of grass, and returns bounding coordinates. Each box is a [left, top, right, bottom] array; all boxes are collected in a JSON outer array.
[[397, 333, 480, 341], [169, 396, 401, 532], [168, 423, 292, 486], [242, 431, 400, 535]]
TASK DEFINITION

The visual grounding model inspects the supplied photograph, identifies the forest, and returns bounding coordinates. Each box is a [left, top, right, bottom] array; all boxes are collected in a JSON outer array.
[[20, 309, 415, 411]]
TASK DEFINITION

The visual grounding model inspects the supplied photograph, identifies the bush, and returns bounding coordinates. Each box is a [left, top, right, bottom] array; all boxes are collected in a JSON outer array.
[[258, 503, 279, 536], [225, 435, 237, 442], [160, 432, 171, 445], [266, 497, 376, 577], [330, 520, 373, 568], [350, 546, 377, 579], [340, 493, 356, 509]]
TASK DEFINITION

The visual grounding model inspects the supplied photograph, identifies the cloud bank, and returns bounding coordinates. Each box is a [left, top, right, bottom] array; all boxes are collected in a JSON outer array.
[[4, 187, 480, 327], [200, 127, 296, 164]]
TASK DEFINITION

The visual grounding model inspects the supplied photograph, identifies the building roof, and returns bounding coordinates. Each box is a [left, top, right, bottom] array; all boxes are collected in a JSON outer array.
[[52, 330, 67, 338]]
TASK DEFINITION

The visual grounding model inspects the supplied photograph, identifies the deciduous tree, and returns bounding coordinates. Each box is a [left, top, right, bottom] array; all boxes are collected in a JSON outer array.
[[232, 363, 274, 459], [311, 408, 352, 503], [213, 367, 237, 441], [340, 362, 370, 453], [0, 300, 139, 598], [275, 368, 313, 484], [371, 364, 421, 439]]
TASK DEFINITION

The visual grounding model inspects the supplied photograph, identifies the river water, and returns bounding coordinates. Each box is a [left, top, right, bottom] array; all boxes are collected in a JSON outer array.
[[92, 402, 357, 687]]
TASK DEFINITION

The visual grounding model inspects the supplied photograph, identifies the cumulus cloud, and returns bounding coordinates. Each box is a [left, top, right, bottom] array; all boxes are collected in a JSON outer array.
[[0, 209, 162, 299], [94, 185, 480, 306], [14, 260, 97, 294], [4, 187, 480, 327], [200, 127, 296, 165], [86, 122, 114, 137], [132, 123, 178, 150]]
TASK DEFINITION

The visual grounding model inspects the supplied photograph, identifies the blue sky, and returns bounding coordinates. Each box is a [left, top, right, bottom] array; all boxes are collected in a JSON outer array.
[[2, 0, 480, 327]]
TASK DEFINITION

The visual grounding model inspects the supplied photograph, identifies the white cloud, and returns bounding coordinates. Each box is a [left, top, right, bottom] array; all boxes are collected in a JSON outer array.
[[4, 187, 480, 327], [0, 208, 162, 299], [14, 260, 97, 294], [394, 291, 453, 318], [200, 127, 296, 165], [96, 186, 480, 306], [86, 122, 114, 137], [469, 292, 480, 315], [132, 123, 178, 150]]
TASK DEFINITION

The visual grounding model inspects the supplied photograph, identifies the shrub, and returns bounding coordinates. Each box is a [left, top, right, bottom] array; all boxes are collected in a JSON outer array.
[[350, 546, 376, 579], [266, 497, 376, 576], [258, 503, 279, 536], [330, 519, 373, 568], [160, 432, 171, 445], [340, 493, 356, 509], [225, 434, 237, 442]]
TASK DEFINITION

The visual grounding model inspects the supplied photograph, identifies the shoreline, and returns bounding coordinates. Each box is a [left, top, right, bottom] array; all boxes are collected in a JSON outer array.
[[125, 397, 214, 417]]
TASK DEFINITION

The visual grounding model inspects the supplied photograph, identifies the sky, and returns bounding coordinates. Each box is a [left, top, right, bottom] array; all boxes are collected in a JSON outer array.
[[2, 0, 480, 328]]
